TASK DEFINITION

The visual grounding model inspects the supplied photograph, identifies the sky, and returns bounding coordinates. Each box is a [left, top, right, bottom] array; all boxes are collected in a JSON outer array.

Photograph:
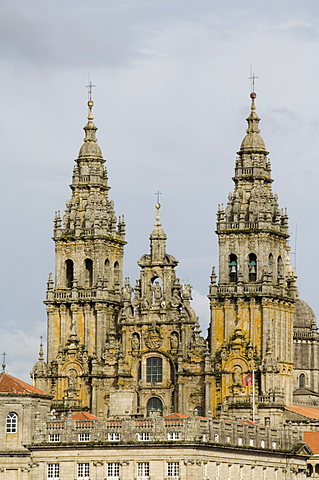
[[1, 0, 319, 382]]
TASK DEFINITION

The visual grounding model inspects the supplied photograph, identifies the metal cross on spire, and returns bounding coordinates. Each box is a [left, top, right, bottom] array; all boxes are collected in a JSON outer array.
[[86, 77, 96, 101], [155, 190, 162, 206], [249, 70, 258, 94]]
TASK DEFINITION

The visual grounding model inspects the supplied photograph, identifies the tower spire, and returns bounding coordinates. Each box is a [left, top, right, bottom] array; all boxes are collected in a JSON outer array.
[[239, 91, 267, 153], [150, 196, 167, 262], [79, 82, 102, 160]]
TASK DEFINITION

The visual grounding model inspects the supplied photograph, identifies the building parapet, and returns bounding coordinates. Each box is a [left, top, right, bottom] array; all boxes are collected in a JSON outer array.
[[32, 415, 302, 452]]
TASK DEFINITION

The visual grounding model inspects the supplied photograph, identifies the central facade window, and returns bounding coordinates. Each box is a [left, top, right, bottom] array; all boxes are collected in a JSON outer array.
[[146, 357, 162, 382]]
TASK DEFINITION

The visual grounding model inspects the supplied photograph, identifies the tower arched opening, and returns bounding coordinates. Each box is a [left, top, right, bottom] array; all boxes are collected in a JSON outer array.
[[85, 258, 93, 287], [65, 259, 74, 288], [229, 254, 237, 283], [248, 253, 257, 282]]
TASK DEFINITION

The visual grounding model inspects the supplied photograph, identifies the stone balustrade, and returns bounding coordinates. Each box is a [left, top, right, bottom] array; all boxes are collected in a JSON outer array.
[[32, 414, 302, 453]]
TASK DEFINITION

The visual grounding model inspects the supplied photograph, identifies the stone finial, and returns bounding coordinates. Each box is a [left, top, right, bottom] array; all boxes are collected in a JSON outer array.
[[39, 337, 44, 361], [150, 201, 167, 262]]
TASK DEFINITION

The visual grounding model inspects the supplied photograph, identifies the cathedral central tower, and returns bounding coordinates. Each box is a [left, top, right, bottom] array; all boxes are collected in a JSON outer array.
[[209, 93, 298, 422]]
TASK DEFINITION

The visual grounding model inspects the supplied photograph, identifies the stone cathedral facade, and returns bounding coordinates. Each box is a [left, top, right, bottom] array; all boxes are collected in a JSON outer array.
[[31, 91, 319, 428]]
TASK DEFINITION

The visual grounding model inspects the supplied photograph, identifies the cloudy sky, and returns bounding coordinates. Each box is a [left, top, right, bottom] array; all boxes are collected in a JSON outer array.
[[1, 0, 319, 382]]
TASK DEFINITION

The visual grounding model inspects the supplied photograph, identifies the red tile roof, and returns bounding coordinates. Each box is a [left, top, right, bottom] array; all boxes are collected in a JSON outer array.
[[0, 373, 49, 396], [286, 405, 319, 419], [164, 413, 189, 419], [304, 432, 319, 454], [71, 411, 98, 420]]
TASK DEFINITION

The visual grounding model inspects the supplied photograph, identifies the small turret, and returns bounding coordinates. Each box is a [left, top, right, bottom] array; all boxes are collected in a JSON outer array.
[[150, 202, 167, 263]]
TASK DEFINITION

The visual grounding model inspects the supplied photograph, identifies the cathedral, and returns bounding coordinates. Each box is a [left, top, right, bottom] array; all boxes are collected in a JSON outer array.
[[2, 88, 319, 479], [31, 89, 319, 426]]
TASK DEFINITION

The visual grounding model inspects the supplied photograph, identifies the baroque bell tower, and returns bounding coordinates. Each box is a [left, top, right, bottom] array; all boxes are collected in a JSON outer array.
[[208, 92, 298, 422], [32, 91, 126, 414]]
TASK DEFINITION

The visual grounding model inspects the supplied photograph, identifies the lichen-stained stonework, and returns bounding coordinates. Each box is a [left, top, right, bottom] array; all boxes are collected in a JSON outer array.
[[31, 97, 209, 418], [208, 93, 298, 422], [32, 98, 126, 415], [118, 204, 209, 416], [30, 89, 319, 438]]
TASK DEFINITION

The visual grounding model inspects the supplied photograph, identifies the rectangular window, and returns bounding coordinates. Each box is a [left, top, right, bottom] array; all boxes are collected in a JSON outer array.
[[77, 463, 89, 480], [137, 462, 150, 479], [48, 434, 60, 442], [214, 433, 219, 442], [47, 463, 59, 479], [167, 462, 179, 479], [137, 432, 150, 441], [78, 433, 90, 442], [146, 357, 162, 382], [108, 432, 120, 441], [107, 462, 120, 479], [168, 431, 180, 440], [260, 439, 265, 448]]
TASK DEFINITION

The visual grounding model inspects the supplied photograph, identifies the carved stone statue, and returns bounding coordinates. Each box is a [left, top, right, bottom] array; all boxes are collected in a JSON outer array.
[[131, 333, 140, 352], [170, 332, 179, 351], [232, 365, 242, 386], [152, 281, 162, 303]]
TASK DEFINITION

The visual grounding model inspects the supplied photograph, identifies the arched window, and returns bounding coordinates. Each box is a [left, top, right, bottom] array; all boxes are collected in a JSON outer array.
[[65, 259, 74, 288], [137, 361, 142, 382], [85, 258, 93, 287], [248, 253, 257, 282], [114, 261, 120, 286], [147, 397, 163, 416], [299, 373, 305, 389], [194, 406, 204, 416], [6, 412, 17, 433], [104, 259, 110, 280], [229, 254, 237, 283], [268, 254, 273, 277], [170, 359, 175, 384], [277, 256, 282, 282], [146, 357, 162, 383]]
